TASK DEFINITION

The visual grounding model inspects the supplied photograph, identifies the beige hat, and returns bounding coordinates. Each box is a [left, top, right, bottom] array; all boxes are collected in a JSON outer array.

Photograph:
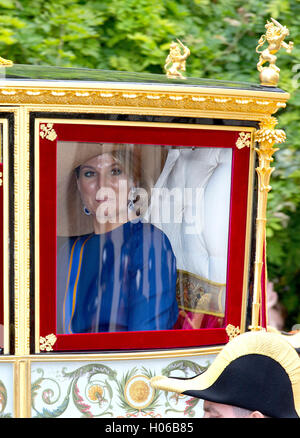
[[267, 326, 300, 354], [57, 141, 167, 236]]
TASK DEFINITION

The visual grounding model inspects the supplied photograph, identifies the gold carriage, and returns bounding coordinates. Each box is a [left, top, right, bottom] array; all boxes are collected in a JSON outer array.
[[0, 20, 295, 418]]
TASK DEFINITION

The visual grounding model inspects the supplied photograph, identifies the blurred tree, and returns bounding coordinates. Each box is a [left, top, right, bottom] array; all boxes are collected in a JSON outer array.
[[0, 0, 299, 328]]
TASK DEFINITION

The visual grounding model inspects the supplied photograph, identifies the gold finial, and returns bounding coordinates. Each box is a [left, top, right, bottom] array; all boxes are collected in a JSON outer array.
[[0, 56, 13, 67], [164, 38, 190, 79], [256, 18, 293, 86]]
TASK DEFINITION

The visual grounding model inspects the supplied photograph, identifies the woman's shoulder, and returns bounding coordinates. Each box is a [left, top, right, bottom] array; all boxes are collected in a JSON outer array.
[[57, 234, 94, 251]]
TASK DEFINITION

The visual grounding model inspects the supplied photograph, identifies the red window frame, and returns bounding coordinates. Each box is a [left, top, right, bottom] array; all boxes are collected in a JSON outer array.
[[0, 163, 3, 330], [38, 122, 253, 352]]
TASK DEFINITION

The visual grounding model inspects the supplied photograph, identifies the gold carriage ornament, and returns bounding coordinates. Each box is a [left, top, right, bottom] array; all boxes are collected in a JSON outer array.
[[256, 18, 294, 86], [0, 56, 13, 67], [0, 17, 297, 419], [164, 38, 190, 79], [250, 116, 286, 331]]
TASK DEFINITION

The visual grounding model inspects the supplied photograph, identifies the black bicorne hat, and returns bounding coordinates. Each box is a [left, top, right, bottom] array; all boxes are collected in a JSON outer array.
[[150, 331, 300, 418]]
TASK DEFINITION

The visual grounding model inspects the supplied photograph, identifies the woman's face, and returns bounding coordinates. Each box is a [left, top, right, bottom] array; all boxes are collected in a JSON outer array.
[[76, 153, 132, 224]]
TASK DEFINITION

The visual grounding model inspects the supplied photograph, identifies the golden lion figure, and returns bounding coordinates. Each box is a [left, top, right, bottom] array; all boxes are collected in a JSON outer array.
[[256, 18, 293, 73], [164, 39, 190, 79]]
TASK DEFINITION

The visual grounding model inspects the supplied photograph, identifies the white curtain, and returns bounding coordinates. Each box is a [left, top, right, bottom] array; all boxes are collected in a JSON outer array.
[[146, 147, 232, 285]]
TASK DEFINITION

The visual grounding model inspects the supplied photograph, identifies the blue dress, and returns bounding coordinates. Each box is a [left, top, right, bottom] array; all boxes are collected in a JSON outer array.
[[56, 220, 178, 334]]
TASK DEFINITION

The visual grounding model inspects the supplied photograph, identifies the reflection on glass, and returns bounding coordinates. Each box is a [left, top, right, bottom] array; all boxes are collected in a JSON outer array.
[[56, 142, 232, 334], [148, 147, 232, 330], [5, 64, 270, 91]]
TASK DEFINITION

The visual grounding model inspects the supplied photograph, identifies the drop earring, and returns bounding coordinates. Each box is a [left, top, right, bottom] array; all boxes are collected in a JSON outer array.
[[83, 206, 91, 216]]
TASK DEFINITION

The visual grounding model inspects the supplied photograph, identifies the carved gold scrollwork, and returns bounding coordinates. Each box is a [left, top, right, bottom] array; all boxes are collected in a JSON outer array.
[[40, 333, 57, 351], [39, 123, 57, 141], [249, 116, 286, 331], [226, 324, 241, 341], [236, 132, 252, 149]]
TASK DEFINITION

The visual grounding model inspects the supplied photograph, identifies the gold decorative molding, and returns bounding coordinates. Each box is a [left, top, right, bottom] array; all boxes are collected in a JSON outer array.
[[256, 18, 293, 86], [39, 123, 57, 141], [249, 116, 286, 331], [40, 333, 57, 352], [236, 132, 252, 149], [0, 116, 11, 354], [226, 324, 241, 341], [0, 86, 289, 121], [14, 107, 31, 355]]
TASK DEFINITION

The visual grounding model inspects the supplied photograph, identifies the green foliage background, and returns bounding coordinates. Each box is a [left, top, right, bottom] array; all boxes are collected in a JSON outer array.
[[0, 0, 299, 328]]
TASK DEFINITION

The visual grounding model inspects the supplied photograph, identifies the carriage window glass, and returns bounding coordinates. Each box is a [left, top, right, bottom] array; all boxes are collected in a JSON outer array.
[[56, 142, 232, 334]]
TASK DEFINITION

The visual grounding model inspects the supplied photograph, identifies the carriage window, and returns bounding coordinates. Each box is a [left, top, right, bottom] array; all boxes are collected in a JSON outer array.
[[56, 141, 232, 335]]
